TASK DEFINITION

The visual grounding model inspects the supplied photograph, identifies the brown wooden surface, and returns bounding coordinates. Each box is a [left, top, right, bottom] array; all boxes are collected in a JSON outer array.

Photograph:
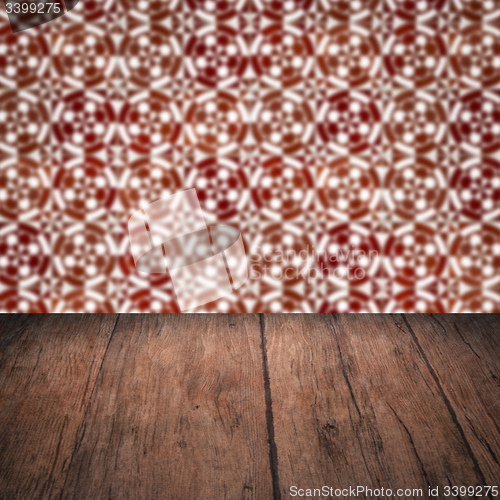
[[0, 315, 118, 499], [0, 314, 499, 500]]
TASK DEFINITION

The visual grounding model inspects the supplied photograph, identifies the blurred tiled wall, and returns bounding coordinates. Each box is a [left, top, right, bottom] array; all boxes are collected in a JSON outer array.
[[0, 0, 500, 312]]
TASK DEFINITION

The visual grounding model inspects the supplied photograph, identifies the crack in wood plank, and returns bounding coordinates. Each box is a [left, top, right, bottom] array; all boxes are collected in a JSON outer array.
[[401, 314, 493, 500], [259, 313, 282, 500]]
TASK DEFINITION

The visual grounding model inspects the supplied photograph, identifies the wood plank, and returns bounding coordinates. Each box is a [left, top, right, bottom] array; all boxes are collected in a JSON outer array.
[[264, 314, 499, 499], [402, 314, 500, 488], [61, 314, 273, 500], [0, 314, 118, 500], [0, 314, 33, 358]]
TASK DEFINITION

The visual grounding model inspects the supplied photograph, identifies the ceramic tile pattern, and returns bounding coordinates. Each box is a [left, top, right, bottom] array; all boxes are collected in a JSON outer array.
[[0, 0, 500, 312]]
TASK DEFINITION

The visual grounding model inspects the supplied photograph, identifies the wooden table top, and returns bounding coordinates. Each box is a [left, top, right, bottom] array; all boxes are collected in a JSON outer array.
[[0, 314, 499, 500]]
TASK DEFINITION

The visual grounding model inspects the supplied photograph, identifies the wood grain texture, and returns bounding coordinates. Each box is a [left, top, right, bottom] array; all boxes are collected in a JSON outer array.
[[403, 314, 500, 487], [263, 314, 500, 499], [0, 314, 499, 500], [0, 314, 118, 500], [61, 314, 272, 500]]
